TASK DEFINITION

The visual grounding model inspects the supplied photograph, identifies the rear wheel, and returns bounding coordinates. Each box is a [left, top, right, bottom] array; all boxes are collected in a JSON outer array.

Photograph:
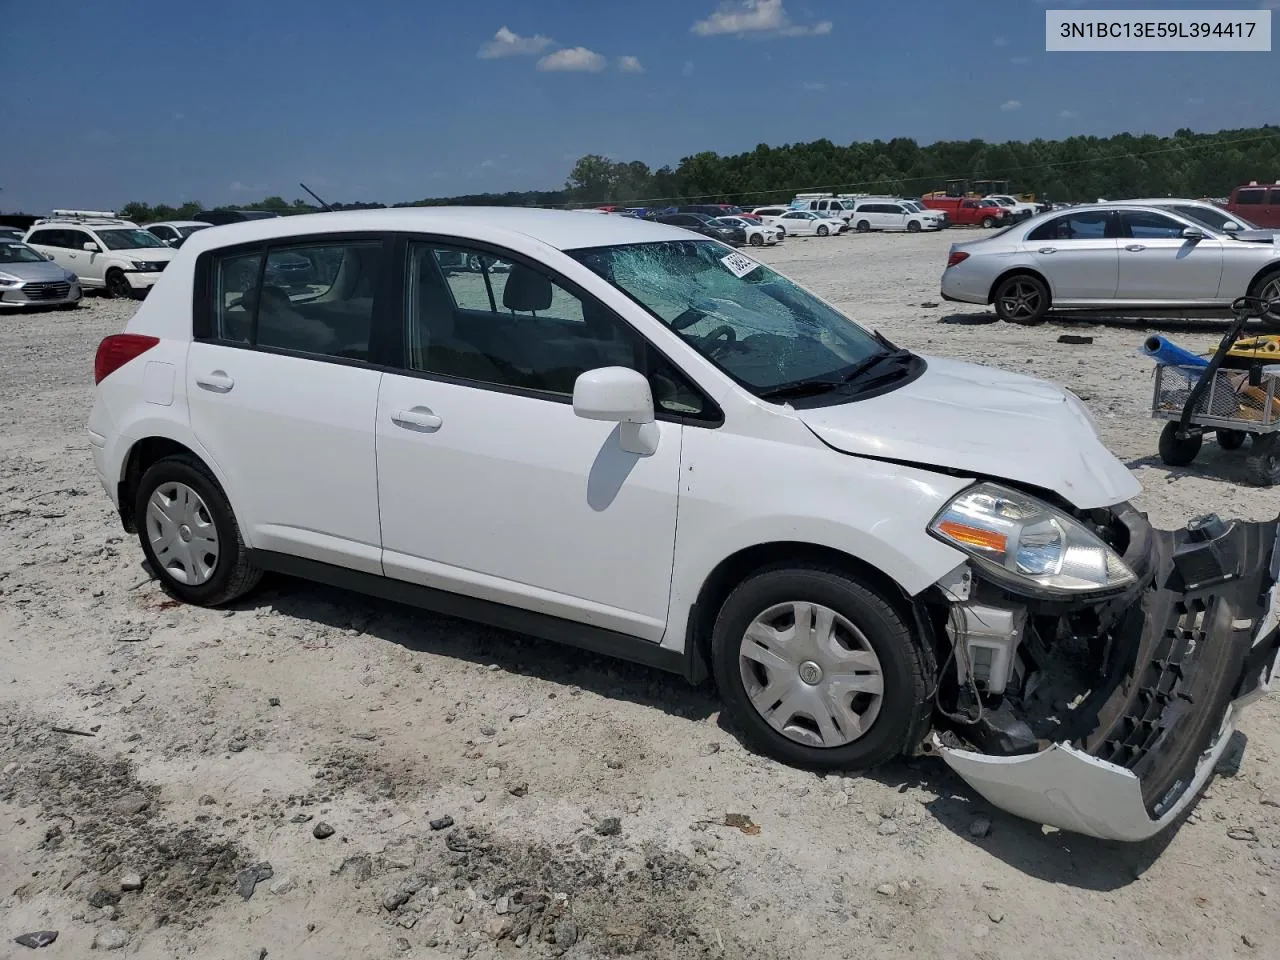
[[817, 225, 830, 237], [1159, 422, 1202, 467], [855, 220, 871, 233], [1216, 428, 1246, 451], [711, 565, 930, 771], [105, 270, 132, 300], [981, 216, 996, 229], [992, 273, 1049, 325], [1245, 433, 1280, 486], [907, 220, 921, 233], [134, 454, 262, 606], [774, 226, 785, 238]]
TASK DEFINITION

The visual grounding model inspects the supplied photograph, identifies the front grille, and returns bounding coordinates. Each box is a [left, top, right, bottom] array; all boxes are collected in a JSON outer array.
[[23, 281, 71, 301]]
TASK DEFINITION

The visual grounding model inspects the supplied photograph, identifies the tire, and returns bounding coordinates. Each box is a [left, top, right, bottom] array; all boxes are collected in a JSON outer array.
[[1245, 432, 1280, 486], [105, 270, 133, 300], [855, 220, 871, 233], [1158, 421, 1202, 467], [134, 454, 262, 606], [992, 273, 1050, 325], [774, 226, 785, 238], [711, 565, 931, 772], [1216, 428, 1247, 451], [907, 220, 921, 233], [817, 225, 830, 237], [981, 216, 996, 229], [57, 303, 80, 311], [1249, 269, 1280, 326], [749, 233, 764, 247]]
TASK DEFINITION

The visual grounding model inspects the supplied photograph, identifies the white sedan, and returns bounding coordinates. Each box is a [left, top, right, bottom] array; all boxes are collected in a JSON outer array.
[[761, 210, 847, 237], [715, 216, 780, 246]]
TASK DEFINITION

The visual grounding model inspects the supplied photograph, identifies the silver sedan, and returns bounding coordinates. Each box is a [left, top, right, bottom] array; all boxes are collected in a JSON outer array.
[[940, 203, 1280, 325]]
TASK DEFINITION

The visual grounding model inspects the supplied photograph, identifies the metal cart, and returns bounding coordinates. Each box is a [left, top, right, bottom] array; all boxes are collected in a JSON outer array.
[[1152, 295, 1280, 486]]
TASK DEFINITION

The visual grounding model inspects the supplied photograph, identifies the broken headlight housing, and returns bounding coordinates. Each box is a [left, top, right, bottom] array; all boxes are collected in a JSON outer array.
[[929, 483, 1136, 597]]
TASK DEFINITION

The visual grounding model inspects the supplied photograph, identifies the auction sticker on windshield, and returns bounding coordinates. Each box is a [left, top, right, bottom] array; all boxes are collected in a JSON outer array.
[[721, 251, 760, 278]]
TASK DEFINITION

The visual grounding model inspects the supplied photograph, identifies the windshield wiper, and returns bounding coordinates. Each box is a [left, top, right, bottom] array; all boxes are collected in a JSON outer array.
[[757, 378, 846, 401], [838, 347, 914, 385]]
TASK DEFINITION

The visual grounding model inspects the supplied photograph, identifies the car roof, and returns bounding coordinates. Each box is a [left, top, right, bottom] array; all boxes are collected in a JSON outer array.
[[146, 220, 209, 228], [177, 207, 699, 256]]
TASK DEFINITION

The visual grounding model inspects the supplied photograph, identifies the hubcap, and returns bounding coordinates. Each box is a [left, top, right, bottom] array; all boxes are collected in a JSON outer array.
[[738, 601, 885, 749], [1262, 278, 1280, 321], [146, 482, 219, 586], [1000, 280, 1041, 319]]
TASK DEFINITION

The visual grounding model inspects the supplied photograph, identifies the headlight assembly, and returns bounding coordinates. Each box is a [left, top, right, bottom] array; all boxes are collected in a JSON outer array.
[[929, 482, 1135, 596]]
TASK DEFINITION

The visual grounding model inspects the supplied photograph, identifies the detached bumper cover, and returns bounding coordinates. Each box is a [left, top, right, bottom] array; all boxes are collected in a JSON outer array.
[[939, 515, 1280, 841]]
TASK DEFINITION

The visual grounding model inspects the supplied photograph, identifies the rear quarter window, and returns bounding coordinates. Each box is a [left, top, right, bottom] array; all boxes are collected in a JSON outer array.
[[1236, 189, 1266, 206]]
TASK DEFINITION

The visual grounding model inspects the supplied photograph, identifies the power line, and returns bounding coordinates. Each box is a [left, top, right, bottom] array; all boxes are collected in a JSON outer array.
[[561, 130, 1280, 208]]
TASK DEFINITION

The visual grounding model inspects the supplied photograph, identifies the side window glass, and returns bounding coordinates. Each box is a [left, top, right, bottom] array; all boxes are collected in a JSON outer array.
[[1124, 211, 1186, 239], [1028, 211, 1109, 241], [1268, 190, 1280, 206], [254, 242, 380, 360], [405, 242, 640, 397], [27, 230, 54, 247], [71, 231, 94, 250], [213, 251, 263, 343], [1237, 189, 1265, 206]]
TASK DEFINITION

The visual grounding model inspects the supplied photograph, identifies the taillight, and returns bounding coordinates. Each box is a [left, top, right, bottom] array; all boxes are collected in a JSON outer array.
[[947, 251, 970, 268], [94, 334, 159, 385]]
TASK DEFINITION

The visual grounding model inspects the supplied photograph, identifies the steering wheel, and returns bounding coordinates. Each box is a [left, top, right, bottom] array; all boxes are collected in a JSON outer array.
[[699, 324, 738, 357]]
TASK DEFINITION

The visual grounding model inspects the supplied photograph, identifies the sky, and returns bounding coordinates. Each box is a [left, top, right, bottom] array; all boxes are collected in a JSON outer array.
[[1, 0, 1276, 213]]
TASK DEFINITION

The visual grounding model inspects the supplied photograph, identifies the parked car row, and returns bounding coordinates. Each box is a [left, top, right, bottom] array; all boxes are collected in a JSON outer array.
[[941, 201, 1280, 325]]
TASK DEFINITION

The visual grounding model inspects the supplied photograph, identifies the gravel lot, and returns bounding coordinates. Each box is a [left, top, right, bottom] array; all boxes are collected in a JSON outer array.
[[3, 229, 1279, 959]]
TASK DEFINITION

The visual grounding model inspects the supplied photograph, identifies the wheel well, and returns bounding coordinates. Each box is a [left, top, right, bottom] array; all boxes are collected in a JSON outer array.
[[118, 437, 201, 532], [1247, 262, 1280, 296], [987, 267, 1051, 305], [687, 542, 915, 677]]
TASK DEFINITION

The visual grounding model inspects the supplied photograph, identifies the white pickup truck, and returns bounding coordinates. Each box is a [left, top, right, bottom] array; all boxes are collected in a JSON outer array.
[[985, 195, 1039, 221]]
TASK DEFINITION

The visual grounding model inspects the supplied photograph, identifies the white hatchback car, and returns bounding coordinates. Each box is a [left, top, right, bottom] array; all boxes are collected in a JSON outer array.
[[89, 208, 1280, 841]]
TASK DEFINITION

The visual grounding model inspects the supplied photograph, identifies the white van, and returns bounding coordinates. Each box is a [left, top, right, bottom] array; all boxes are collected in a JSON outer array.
[[790, 196, 855, 222], [850, 200, 938, 234]]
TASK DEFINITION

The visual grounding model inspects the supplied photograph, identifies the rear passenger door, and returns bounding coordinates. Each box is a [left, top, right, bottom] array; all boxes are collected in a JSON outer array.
[[374, 238, 696, 641], [1024, 210, 1119, 302], [186, 233, 393, 573]]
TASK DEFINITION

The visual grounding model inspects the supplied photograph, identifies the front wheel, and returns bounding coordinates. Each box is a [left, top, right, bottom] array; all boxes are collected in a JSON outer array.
[[1249, 269, 1280, 326], [817, 225, 829, 237], [711, 566, 931, 771], [992, 273, 1049, 325], [134, 455, 262, 606], [749, 233, 764, 247], [105, 270, 133, 300], [855, 220, 871, 233], [1159, 422, 1202, 467], [907, 220, 921, 233]]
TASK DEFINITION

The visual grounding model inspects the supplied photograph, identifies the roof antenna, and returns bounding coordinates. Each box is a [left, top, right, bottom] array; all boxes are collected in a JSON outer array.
[[299, 182, 333, 212]]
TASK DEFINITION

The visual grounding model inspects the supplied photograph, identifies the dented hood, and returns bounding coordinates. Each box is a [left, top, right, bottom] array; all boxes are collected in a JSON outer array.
[[795, 355, 1142, 510]]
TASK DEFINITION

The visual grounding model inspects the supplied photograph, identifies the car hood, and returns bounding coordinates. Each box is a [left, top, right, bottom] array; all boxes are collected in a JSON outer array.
[[0, 259, 75, 282], [793, 355, 1142, 510], [118, 248, 175, 263], [1228, 230, 1280, 243]]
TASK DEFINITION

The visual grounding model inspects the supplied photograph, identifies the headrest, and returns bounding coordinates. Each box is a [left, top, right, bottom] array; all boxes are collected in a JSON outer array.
[[502, 264, 553, 313]]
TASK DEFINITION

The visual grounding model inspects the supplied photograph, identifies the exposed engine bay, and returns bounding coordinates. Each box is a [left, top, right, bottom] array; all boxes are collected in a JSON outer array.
[[922, 499, 1280, 834]]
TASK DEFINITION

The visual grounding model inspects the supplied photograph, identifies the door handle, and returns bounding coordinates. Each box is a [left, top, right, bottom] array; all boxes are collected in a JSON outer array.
[[1037, 247, 1057, 254], [1125, 244, 1146, 252], [392, 407, 442, 432], [195, 371, 235, 393]]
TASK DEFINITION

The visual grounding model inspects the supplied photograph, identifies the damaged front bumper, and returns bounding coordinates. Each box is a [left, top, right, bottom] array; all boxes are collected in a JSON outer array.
[[936, 513, 1280, 842]]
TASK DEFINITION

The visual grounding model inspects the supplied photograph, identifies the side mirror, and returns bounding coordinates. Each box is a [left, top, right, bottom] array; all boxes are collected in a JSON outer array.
[[1222, 221, 1241, 232], [572, 366, 659, 456], [1182, 226, 1206, 240], [83, 242, 98, 252]]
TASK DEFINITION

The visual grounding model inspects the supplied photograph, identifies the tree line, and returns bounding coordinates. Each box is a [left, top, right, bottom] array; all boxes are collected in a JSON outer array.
[[112, 124, 1278, 222]]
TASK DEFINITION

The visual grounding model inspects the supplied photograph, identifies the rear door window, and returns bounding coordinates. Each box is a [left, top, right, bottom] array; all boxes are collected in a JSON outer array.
[[1236, 189, 1266, 206], [1027, 211, 1112, 241]]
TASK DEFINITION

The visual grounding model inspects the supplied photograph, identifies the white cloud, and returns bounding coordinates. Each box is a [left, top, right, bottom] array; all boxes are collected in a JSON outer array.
[[692, 0, 832, 38], [480, 159, 496, 169], [682, 59, 696, 77], [618, 55, 645, 73], [993, 36, 1008, 47], [1059, 109, 1078, 119], [1000, 99, 1022, 111], [537, 47, 607, 72], [478, 26, 554, 59]]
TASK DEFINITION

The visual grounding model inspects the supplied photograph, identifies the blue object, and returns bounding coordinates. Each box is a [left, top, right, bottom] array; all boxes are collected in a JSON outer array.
[[1140, 335, 1209, 368]]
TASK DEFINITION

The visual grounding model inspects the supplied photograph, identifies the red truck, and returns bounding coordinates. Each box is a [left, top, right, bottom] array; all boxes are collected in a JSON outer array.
[[920, 195, 1010, 228], [1226, 181, 1280, 228]]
